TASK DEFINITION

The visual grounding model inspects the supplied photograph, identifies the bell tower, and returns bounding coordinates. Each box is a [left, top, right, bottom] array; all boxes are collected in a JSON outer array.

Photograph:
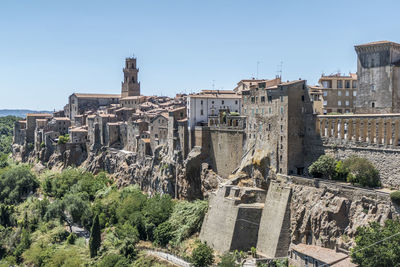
[[121, 57, 140, 97]]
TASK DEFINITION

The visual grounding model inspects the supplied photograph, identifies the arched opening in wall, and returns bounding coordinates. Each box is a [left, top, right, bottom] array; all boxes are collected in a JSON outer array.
[[131, 77, 135, 83], [372, 102, 375, 108]]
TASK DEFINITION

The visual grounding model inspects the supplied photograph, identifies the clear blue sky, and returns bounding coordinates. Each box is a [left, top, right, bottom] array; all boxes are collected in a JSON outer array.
[[1, 0, 399, 110]]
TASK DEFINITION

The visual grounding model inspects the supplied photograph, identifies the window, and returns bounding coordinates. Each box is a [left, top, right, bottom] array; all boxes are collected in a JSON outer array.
[[338, 100, 342, 106], [251, 97, 255, 103], [353, 91, 357, 96], [337, 80, 343, 88], [280, 107, 284, 114], [256, 108, 258, 114], [261, 108, 264, 114], [301, 95, 305, 102], [201, 100, 203, 105], [261, 96, 265, 102], [322, 81, 331, 88], [200, 109, 204, 115], [280, 96, 284, 102], [268, 96, 272, 102], [323, 100, 327, 106], [345, 80, 350, 88], [345, 100, 349, 106], [269, 107, 272, 114], [323, 91, 328, 97], [352, 80, 357, 88], [212, 100, 214, 104], [372, 102, 375, 108], [345, 91, 349, 96], [338, 91, 342, 96], [235, 100, 238, 104], [222, 100, 225, 105]]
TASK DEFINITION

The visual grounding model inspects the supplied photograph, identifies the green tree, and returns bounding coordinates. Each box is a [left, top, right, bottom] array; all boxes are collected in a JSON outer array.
[[218, 252, 239, 267], [390, 191, 400, 205], [0, 164, 39, 204], [89, 214, 101, 258], [97, 254, 130, 267], [191, 241, 214, 267], [308, 155, 336, 179], [344, 156, 380, 187], [351, 220, 400, 267], [153, 221, 173, 247]]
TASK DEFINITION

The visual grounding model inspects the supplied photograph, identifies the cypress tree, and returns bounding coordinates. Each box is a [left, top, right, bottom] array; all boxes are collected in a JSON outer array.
[[89, 214, 101, 258]]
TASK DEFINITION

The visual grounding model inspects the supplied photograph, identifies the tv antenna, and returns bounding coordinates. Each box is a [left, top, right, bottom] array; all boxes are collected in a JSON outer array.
[[277, 61, 283, 79]]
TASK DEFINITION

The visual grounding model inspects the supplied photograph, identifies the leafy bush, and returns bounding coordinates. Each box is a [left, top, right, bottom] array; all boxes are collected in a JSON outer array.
[[168, 200, 208, 245], [351, 220, 400, 266], [97, 254, 130, 267], [344, 156, 380, 187], [218, 252, 239, 267], [390, 191, 400, 205], [191, 241, 214, 267], [0, 116, 21, 154], [0, 164, 39, 204], [153, 221, 173, 247], [308, 155, 337, 179], [334, 160, 348, 181], [58, 134, 70, 144]]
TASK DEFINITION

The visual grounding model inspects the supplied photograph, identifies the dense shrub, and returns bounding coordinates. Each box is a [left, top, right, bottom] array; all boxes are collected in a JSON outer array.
[[191, 241, 214, 267], [97, 254, 130, 267], [390, 191, 400, 205], [334, 160, 348, 181], [344, 156, 380, 187], [218, 252, 239, 267], [0, 164, 39, 204], [57, 134, 70, 144], [352, 220, 400, 266], [168, 200, 208, 245], [90, 214, 101, 258], [153, 221, 173, 247], [308, 155, 336, 179]]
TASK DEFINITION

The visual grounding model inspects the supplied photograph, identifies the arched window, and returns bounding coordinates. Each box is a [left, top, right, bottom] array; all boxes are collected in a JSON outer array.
[[131, 77, 135, 83], [372, 102, 375, 108]]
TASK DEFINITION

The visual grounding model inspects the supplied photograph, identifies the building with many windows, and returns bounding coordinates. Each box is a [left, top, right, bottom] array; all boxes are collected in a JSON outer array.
[[187, 90, 241, 130], [319, 73, 357, 114]]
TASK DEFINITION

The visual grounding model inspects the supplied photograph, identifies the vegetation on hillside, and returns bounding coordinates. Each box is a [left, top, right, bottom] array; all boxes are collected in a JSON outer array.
[[0, 116, 21, 167], [0, 162, 209, 266], [309, 154, 381, 187], [351, 220, 400, 267]]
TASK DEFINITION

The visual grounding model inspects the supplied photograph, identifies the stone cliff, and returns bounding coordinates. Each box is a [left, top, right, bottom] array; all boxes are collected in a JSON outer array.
[[13, 142, 222, 200]]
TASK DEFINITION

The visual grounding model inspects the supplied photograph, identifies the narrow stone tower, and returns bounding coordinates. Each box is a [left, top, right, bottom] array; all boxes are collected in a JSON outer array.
[[354, 41, 400, 114], [121, 57, 140, 97]]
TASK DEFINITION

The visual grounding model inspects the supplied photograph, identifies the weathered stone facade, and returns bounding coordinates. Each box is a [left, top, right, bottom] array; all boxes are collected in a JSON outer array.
[[355, 41, 400, 114]]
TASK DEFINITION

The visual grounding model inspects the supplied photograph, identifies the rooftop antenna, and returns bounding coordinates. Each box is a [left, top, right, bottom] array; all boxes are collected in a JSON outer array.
[[277, 61, 283, 79]]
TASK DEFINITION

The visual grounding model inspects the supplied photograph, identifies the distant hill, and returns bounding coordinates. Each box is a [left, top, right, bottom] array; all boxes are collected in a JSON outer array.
[[0, 109, 52, 118]]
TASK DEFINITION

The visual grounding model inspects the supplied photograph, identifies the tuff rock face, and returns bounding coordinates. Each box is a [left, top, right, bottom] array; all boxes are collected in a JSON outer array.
[[289, 182, 397, 250]]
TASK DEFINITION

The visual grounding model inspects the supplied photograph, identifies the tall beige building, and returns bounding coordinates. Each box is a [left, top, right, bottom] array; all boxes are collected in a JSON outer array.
[[319, 73, 357, 114]]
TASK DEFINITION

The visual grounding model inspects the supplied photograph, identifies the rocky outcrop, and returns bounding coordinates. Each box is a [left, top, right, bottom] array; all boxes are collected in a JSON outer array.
[[287, 176, 398, 251]]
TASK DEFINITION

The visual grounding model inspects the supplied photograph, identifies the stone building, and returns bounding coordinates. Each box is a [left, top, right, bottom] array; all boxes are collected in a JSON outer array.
[[69, 127, 88, 143], [308, 85, 324, 114], [319, 73, 357, 114], [120, 95, 146, 108], [150, 113, 169, 153], [242, 79, 312, 175], [289, 244, 355, 267], [121, 57, 140, 98], [25, 113, 53, 144], [234, 77, 281, 93], [355, 41, 400, 114], [187, 90, 242, 131], [67, 93, 120, 120]]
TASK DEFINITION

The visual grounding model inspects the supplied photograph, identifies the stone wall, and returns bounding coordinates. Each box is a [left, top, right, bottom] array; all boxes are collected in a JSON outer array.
[[200, 185, 266, 253], [256, 181, 291, 258], [208, 128, 244, 178]]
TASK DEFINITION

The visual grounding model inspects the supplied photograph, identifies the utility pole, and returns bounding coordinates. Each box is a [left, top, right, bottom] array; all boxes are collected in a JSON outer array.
[[277, 61, 283, 79]]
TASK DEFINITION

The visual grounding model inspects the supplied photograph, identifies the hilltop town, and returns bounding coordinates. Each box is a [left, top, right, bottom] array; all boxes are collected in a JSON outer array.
[[11, 40, 400, 266]]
